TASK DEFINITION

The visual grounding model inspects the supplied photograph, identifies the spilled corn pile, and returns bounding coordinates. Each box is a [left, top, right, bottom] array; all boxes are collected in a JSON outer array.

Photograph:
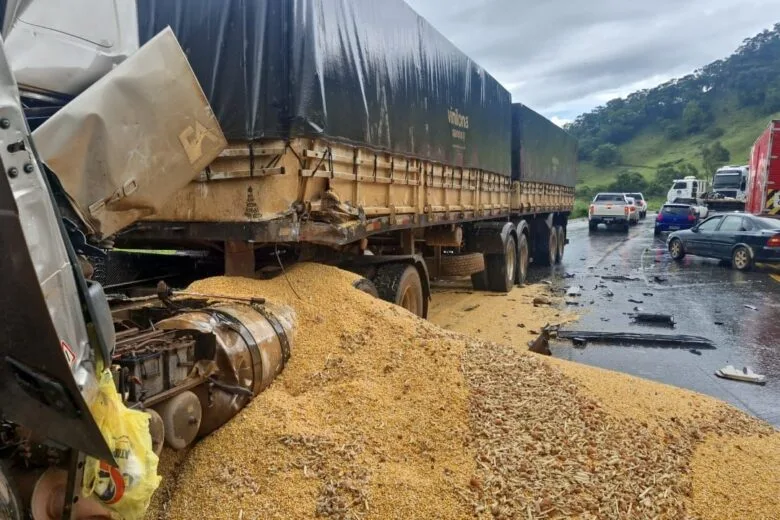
[[146, 264, 780, 520]]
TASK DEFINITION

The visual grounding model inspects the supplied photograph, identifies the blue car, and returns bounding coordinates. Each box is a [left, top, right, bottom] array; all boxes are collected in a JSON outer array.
[[654, 204, 698, 235]]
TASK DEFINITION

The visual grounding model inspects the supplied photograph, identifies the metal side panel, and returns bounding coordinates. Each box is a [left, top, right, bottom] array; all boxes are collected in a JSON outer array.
[[0, 37, 112, 462], [32, 27, 227, 239]]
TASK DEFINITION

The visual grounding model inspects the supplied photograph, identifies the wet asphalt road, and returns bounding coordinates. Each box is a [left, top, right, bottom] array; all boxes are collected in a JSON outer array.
[[539, 214, 780, 427]]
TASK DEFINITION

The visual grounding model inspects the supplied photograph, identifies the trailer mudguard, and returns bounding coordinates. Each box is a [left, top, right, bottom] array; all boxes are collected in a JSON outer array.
[[467, 221, 516, 254]]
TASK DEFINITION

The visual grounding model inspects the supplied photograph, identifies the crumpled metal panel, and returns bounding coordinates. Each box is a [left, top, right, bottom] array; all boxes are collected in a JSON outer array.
[[32, 27, 227, 238], [137, 0, 512, 175], [0, 35, 112, 461], [2, 0, 139, 97]]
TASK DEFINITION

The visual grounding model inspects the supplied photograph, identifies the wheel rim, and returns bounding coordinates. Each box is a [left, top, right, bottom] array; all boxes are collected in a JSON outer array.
[[670, 240, 681, 257], [399, 286, 419, 315], [734, 249, 748, 269], [506, 240, 516, 283], [558, 230, 565, 258], [519, 241, 528, 280]]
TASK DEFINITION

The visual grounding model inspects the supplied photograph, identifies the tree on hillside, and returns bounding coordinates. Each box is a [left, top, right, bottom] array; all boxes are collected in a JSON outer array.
[[701, 142, 730, 174], [664, 123, 684, 141], [591, 143, 621, 167], [648, 162, 699, 196], [682, 101, 709, 134], [567, 23, 780, 155], [765, 86, 780, 113], [608, 171, 647, 193]]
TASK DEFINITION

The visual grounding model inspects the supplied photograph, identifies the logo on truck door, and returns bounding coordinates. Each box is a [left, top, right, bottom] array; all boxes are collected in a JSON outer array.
[[179, 121, 221, 165], [768, 189, 779, 215]]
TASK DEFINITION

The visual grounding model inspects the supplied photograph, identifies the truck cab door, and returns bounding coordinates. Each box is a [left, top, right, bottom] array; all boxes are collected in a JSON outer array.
[[0, 40, 112, 461]]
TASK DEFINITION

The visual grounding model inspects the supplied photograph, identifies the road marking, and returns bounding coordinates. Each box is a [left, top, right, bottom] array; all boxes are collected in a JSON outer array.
[[771, 274, 780, 284]]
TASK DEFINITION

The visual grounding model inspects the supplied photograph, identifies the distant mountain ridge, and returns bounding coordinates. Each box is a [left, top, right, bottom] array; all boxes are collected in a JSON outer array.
[[567, 23, 780, 211]]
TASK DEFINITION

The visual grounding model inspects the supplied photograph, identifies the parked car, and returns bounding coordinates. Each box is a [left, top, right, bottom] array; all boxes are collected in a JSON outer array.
[[589, 193, 631, 232], [667, 213, 780, 270], [655, 204, 698, 235], [626, 192, 647, 219], [625, 197, 640, 225]]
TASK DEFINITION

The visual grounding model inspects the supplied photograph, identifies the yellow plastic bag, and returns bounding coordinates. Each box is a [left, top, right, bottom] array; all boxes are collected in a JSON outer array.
[[82, 370, 161, 519]]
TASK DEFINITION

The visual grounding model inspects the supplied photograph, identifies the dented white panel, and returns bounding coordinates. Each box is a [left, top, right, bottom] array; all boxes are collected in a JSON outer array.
[[3, 0, 139, 97], [32, 28, 227, 238]]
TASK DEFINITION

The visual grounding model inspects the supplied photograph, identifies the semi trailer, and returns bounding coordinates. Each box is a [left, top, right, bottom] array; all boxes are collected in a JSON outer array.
[[747, 120, 780, 217], [7, 0, 577, 320], [0, 1, 577, 518]]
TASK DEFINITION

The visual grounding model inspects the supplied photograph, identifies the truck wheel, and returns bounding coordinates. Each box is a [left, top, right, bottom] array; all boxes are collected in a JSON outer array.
[[554, 225, 565, 264], [425, 252, 485, 278], [731, 246, 752, 271], [352, 278, 379, 297], [536, 225, 557, 266], [588, 221, 598, 232], [622, 222, 630, 232], [484, 234, 516, 292], [668, 238, 685, 261], [374, 264, 425, 317], [516, 233, 529, 285]]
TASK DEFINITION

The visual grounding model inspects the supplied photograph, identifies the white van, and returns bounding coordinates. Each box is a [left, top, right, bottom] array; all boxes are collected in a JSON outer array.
[[666, 176, 709, 205]]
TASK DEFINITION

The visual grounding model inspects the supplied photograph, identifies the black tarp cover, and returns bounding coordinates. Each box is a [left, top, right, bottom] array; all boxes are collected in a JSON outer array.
[[138, 0, 511, 175], [511, 104, 578, 187]]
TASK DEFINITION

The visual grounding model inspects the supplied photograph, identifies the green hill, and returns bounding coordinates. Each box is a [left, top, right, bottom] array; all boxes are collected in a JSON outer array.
[[568, 23, 780, 216]]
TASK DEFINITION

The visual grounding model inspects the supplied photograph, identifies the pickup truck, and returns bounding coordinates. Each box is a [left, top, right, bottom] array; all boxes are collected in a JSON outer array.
[[589, 193, 631, 232]]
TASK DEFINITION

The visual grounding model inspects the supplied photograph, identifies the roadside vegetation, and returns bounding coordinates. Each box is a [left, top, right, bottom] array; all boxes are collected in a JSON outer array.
[[568, 23, 780, 214]]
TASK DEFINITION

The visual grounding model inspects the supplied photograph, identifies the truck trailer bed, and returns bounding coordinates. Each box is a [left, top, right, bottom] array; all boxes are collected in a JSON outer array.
[[120, 137, 573, 249]]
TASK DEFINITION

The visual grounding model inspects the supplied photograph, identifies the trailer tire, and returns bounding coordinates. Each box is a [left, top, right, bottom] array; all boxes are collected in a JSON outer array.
[[425, 252, 485, 278], [554, 225, 565, 264], [352, 278, 379, 298], [374, 264, 425, 317], [516, 233, 529, 285], [536, 225, 557, 266], [484, 234, 517, 292]]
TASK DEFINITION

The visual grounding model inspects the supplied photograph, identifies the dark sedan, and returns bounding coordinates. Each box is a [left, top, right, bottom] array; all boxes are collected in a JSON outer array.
[[667, 213, 780, 270]]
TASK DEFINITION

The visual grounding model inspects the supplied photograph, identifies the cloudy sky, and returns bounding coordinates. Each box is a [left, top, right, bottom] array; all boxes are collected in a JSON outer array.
[[405, 0, 780, 125]]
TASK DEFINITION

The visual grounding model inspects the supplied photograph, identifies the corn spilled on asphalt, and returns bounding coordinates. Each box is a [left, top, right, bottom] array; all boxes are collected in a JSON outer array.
[[145, 263, 779, 520]]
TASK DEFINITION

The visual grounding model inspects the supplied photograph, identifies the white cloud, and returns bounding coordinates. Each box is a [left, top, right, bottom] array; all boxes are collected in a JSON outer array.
[[405, 0, 780, 119], [550, 116, 571, 128]]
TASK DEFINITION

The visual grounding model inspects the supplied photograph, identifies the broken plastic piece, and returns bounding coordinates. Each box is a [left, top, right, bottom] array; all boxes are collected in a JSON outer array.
[[632, 313, 675, 325], [715, 365, 766, 385], [557, 330, 714, 348]]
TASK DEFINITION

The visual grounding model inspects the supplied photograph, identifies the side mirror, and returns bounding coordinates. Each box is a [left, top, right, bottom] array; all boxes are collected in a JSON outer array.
[[691, 226, 699, 233]]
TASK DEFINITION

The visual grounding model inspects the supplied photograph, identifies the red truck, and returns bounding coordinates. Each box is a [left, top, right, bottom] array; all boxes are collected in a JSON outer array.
[[747, 120, 780, 216]]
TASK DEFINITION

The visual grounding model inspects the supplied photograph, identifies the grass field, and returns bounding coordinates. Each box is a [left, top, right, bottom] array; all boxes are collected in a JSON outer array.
[[577, 102, 780, 190], [573, 101, 780, 215]]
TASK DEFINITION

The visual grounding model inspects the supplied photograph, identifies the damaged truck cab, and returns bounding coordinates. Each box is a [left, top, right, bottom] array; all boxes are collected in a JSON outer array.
[[0, 25, 297, 520]]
